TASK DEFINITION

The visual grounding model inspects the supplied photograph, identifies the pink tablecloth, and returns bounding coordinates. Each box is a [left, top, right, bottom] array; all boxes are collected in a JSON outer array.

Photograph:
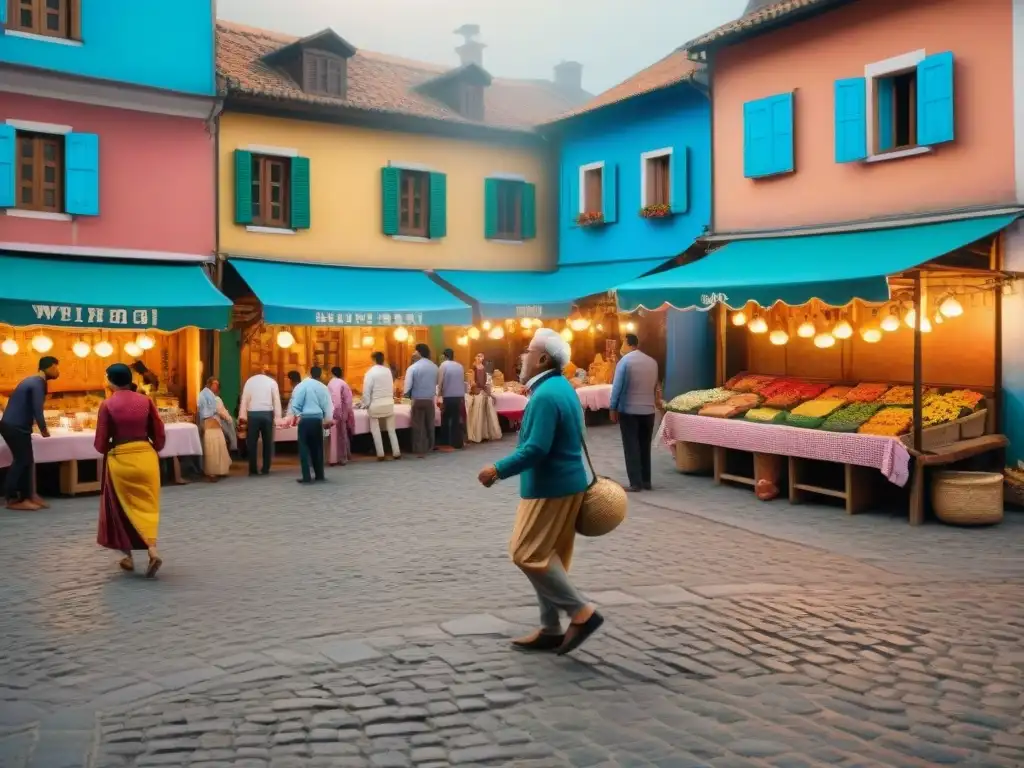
[[272, 403, 439, 443], [493, 391, 528, 414], [576, 384, 612, 411], [658, 412, 911, 487], [0, 423, 203, 468]]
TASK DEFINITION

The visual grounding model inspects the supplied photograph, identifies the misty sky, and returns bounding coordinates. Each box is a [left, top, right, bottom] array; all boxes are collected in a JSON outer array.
[[216, 0, 748, 93]]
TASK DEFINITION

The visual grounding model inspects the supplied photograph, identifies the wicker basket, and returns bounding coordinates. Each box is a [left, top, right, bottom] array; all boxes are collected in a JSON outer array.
[[1005, 468, 1024, 509], [958, 409, 988, 439], [674, 441, 713, 474], [930, 471, 1004, 526]]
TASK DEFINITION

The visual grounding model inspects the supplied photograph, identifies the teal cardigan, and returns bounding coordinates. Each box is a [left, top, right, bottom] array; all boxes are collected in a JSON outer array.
[[494, 371, 590, 499]]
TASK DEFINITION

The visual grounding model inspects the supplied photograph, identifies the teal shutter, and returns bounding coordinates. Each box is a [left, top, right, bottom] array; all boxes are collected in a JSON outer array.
[[918, 51, 955, 146], [770, 93, 794, 174], [428, 171, 447, 238], [64, 132, 100, 216], [521, 182, 536, 239], [877, 78, 895, 152], [602, 163, 617, 223], [234, 150, 253, 224], [0, 3, 6, 24], [484, 177, 499, 239], [565, 166, 578, 227], [381, 166, 400, 235], [0, 124, 14, 208], [289, 156, 310, 229], [670, 147, 689, 214], [744, 93, 794, 178], [834, 77, 868, 163]]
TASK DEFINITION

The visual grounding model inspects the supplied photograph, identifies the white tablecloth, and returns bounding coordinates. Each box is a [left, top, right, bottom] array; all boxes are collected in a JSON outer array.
[[575, 384, 612, 411], [0, 423, 203, 468], [493, 391, 528, 414]]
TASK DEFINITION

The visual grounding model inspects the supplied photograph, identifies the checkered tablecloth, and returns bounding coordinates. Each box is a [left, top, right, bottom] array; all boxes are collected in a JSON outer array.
[[657, 412, 911, 487]]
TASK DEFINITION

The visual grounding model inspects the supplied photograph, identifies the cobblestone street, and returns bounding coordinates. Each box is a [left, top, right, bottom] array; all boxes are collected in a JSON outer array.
[[2, 426, 1023, 767]]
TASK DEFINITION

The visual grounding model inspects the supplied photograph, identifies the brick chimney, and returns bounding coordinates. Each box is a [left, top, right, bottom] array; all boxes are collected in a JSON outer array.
[[454, 24, 485, 68], [554, 60, 583, 92]]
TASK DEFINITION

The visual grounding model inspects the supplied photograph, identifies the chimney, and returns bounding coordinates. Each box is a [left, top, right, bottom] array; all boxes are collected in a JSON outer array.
[[454, 24, 485, 68], [554, 60, 583, 92]]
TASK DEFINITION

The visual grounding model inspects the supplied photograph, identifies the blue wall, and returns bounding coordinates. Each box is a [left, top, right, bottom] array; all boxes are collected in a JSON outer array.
[[555, 84, 711, 266], [0, 0, 215, 96]]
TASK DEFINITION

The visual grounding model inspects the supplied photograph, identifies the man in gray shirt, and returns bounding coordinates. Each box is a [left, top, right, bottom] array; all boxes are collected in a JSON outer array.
[[437, 348, 465, 450], [404, 343, 439, 457], [609, 334, 660, 492]]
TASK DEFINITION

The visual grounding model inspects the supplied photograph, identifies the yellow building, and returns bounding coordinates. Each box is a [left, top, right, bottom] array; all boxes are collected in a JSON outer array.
[[214, 21, 588, 402]]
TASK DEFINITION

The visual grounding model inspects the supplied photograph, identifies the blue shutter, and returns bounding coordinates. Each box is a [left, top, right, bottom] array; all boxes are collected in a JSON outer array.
[[0, 125, 14, 208], [670, 147, 689, 214], [0, 2, 6, 24], [918, 51, 955, 146], [602, 163, 617, 223], [65, 132, 100, 216], [744, 93, 794, 178], [770, 93, 794, 174], [564, 166, 578, 227], [428, 171, 447, 238], [834, 77, 868, 163], [876, 78, 895, 152]]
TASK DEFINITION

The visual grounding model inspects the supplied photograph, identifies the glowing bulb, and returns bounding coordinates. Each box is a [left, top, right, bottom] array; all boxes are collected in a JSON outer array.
[[72, 340, 91, 358], [361, 334, 375, 347], [904, 309, 916, 329], [393, 326, 409, 342], [860, 327, 883, 343], [520, 318, 533, 329], [748, 316, 768, 334], [933, 312, 944, 325], [2, 338, 19, 355], [881, 312, 901, 332], [136, 333, 156, 350], [93, 340, 114, 358], [488, 325, 505, 340], [623, 321, 636, 333], [731, 311, 747, 326], [482, 321, 492, 331], [595, 323, 604, 332], [467, 327, 481, 340], [124, 342, 143, 358], [30, 334, 53, 353], [813, 332, 836, 349], [920, 316, 932, 333], [568, 311, 591, 332], [797, 319, 815, 338], [276, 330, 295, 348], [560, 327, 574, 342], [456, 335, 469, 346], [832, 319, 853, 339], [939, 296, 963, 318], [769, 329, 789, 346], [532, 318, 543, 327]]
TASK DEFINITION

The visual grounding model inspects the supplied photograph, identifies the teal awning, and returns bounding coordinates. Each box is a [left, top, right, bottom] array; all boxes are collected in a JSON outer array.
[[436, 258, 671, 320], [228, 258, 472, 327], [0, 253, 231, 330], [616, 215, 1018, 312]]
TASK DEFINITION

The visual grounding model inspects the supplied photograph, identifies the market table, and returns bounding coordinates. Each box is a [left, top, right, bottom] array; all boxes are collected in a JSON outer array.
[[575, 384, 612, 412]]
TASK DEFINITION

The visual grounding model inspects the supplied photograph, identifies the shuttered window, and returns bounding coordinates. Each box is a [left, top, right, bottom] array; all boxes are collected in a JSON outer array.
[[16, 132, 63, 213], [235, 151, 310, 230], [303, 52, 346, 97]]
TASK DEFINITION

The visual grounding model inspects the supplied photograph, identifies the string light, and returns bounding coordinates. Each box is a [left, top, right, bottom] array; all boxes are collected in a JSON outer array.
[[93, 340, 114, 358], [467, 327, 481, 340], [813, 332, 836, 349], [30, 334, 53, 353], [136, 333, 156, 350], [487, 325, 505, 340], [880, 306, 901, 332], [797, 316, 815, 338], [2, 338, 19, 355], [832, 318, 853, 339], [731, 311, 747, 326], [560, 327, 574, 342], [361, 333, 375, 347], [124, 342, 143, 358], [393, 326, 409, 342], [769, 329, 789, 346], [72, 340, 91, 358], [939, 295, 964, 318], [748, 315, 768, 334], [276, 330, 295, 348]]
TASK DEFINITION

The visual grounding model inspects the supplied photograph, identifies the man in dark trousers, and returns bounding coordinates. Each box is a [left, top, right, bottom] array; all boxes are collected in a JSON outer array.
[[436, 348, 465, 451], [0, 356, 60, 510], [287, 367, 331, 484], [609, 334, 660, 492]]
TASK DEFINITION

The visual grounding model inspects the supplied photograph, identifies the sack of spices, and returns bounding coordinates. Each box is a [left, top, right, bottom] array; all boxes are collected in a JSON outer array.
[[821, 402, 883, 432], [790, 398, 846, 419], [745, 407, 786, 424], [858, 407, 914, 436], [844, 383, 891, 403]]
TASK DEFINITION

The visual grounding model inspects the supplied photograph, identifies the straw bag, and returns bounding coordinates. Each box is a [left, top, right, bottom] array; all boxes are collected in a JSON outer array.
[[576, 435, 628, 537]]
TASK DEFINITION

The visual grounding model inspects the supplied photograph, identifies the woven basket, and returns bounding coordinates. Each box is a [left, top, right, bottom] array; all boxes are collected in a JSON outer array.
[[576, 477, 628, 537], [674, 441, 713, 474], [1005, 468, 1024, 509], [930, 471, 1004, 526]]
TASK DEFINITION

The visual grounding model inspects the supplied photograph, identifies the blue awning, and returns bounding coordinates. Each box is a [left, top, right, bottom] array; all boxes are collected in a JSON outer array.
[[228, 258, 472, 327], [436, 258, 671, 320], [616, 215, 1017, 312], [0, 252, 231, 330]]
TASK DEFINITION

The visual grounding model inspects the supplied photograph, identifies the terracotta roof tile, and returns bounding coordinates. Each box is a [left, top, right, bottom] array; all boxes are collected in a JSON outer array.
[[684, 0, 839, 52], [216, 21, 589, 132], [547, 49, 702, 123]]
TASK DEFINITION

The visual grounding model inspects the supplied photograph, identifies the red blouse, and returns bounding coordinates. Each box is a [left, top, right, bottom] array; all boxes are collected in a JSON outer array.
[[93, 390, 167, 454]]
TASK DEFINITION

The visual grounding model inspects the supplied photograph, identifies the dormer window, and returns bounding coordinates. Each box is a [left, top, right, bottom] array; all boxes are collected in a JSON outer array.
[[459, 85, 484, 121], [415, 63, 492, 121], [304, 51, 346, 97], [261, 28, 357, 100]]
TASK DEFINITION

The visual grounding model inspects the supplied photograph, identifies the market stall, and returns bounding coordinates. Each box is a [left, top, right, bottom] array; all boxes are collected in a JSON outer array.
[[617, 214, 1017, 524]]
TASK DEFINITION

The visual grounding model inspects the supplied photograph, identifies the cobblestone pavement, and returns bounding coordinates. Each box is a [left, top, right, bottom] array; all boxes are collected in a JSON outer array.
[[1, 426, 1022, 767]]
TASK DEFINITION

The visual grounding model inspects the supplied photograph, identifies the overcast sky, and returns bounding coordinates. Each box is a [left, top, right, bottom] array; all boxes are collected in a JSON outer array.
[[216, 0, 748, 94]]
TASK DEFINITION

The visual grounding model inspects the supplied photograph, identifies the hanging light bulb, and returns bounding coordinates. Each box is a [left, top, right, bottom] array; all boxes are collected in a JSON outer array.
[[136, 333, 156, 350], [939, 294, 964, 318], [731, 311, 748, 327], [72, 340, 91, 358], [813, 332, 836, 349], [481, 320, 492, 331], [488, 325, 505, 340], [456, 335, 469, 346], [748, 315, 768, 334], [93, 340, 114, 358], [797, 316, 815, 338], [769, 328, 789, 346], [560, 327, 574, 342], [567, 310, 591, 332], [2, 338, 19, 355], [860, 327, 883, 343], [595, 323, 604, 332], [124, 341, 143, 358], [832, 318, 853, 339], [520, 318, 533, 330], [467, 326, 481, 340], [532, 318, 544, 327], [623, 320, 636, 333], [30, 334, 53, 353], [880, 307, 901, 332], [276, 330, 295, 348], [920, 315, 933, 333], [361, 333, 375, 347], [904, 308, 917, 329], [393, 326, 409, 342], [933, 311, 944, 325]]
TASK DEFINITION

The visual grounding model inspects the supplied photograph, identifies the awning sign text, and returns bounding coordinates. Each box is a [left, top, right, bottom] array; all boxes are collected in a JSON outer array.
[[31, 305, 160, 327], [313, 311, 425, 326]]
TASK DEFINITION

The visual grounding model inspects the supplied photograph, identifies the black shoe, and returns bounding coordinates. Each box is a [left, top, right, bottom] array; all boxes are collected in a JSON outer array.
[[511, 632, 565, 652], [643, 482, 653, 491], [261, 470, 270, 475], [249, 471, 258, 477], [315, 477, 327, 482], [296, 478, 313, 485], [557, 612, 605, 656], [625, 486, 643, 493]]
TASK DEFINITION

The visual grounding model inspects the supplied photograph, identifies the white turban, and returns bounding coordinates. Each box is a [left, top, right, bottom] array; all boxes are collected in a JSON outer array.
[[529, 327, 571, 369]]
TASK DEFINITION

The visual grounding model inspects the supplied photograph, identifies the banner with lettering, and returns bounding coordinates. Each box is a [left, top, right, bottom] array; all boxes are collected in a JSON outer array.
[[1, 302, 230, 331]]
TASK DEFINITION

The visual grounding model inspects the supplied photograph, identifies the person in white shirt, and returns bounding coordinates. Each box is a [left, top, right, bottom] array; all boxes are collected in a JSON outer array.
[[362, 351, 401, 461], [238, 366, 282, 476]]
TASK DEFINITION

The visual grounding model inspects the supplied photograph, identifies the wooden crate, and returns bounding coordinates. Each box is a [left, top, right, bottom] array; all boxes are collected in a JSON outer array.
[[788, 456, 877, 514], [59, 459, 101, 496]]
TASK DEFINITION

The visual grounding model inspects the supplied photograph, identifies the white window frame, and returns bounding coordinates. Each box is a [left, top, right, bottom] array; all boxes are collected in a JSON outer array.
[[2, 29, 83, 47], [242, 144, 299, 158], [4, 119, 74, 221], [578, 161, 604, 214], [640, 147, 673, 208], [864, 49, 933, 163]]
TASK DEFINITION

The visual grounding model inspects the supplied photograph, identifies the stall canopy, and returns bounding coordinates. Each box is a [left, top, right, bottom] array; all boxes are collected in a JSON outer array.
[[0, 252, 232, 331], [228, 257, 473, 327], [615, 214, 1018, 312], [436, 258, 672, 319]]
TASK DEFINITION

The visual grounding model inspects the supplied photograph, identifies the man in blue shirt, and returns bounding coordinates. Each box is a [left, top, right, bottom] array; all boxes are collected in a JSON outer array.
[[288, 366, 332, 484], [437, 348, 465, 450], [404, 343, 439, 457], [0, 356, 60, 510]]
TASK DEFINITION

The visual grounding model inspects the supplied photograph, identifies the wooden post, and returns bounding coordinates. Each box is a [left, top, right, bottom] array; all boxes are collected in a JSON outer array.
[[912, 272, 923, 452], [993, 234, 1004, 434], [715, 304, 727, 387]]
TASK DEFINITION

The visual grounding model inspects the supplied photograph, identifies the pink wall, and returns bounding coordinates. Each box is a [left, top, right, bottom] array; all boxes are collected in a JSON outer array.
[[712, 0, 1015, 232], [0, 94, 214, 256]]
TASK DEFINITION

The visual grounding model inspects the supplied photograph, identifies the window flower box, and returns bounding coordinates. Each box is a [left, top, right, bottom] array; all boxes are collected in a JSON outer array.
[[640, 203, 672, 219], [576, 211, 605, 228]]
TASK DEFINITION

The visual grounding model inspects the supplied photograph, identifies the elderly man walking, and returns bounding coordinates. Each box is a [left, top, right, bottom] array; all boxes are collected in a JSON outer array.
[[609, 333, 660, 492], [478, 328, 603, 655]]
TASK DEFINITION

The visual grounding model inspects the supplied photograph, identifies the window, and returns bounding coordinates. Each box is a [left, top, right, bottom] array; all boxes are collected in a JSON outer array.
[[493, 180, 522, 240], [251, 154, 290, 228], [459, 85, 484, 121], [303, 52, 346, 97], [16, 132, 63, 213], [644, 153, 670, 207], [583, 166, 603, 214], [875, 70, 917, 152], [7, 0, 77, 40], [399, 170, 430, 237]]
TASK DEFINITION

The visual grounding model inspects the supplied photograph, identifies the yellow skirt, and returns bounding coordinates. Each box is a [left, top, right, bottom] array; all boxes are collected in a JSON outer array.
[[509, 492, 585, 575], [106, 441, 161, 546]]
